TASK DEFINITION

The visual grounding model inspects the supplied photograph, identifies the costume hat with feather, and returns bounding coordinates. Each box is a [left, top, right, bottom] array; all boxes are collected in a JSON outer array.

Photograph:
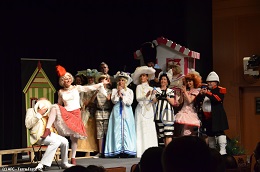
[[56, 65, 74, 86]]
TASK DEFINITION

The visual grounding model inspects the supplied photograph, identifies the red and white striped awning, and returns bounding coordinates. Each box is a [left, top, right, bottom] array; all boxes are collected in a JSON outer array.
[[134, 36, 200, 60]]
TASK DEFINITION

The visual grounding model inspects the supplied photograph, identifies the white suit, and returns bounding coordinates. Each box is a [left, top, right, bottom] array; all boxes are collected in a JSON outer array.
[[25, 101, 70, 167]]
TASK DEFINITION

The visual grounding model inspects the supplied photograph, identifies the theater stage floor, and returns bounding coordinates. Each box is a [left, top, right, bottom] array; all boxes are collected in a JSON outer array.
[[1, 157, 140, 172]]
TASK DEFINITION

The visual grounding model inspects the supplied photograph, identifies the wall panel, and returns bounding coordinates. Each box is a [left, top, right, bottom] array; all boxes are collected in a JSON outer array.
[[213, 0, 260, 151]]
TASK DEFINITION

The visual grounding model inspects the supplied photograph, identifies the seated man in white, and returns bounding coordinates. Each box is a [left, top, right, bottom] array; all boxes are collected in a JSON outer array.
[[25, 98, 73, 172]]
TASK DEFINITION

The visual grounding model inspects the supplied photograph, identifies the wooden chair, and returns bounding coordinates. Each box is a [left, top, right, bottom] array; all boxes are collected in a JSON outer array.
[[31, 144, 45, 163], [130, 164, 138, 172], [105, 166, 126, 172], [31, 144, 61, 169]]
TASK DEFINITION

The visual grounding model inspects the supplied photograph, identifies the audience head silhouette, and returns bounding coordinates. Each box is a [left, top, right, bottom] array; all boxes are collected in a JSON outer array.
[[139, 146, 164, 172], [63, 165, 88, 172], [254, 142, 260, 172], [162, 136, 211, 172], [255, 142, 260, 161], [63, 165, 105, 172], [86, 165, 105, 172], [209, 148, 226, 172], [222, 154, 238, 170]]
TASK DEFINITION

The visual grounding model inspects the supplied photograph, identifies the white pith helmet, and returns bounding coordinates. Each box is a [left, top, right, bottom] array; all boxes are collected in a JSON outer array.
[[206, 71, 220, 83]]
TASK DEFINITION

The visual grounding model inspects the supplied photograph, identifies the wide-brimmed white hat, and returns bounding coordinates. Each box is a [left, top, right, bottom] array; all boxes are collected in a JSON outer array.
[[34, 99, 52, 117], [131, 66, 156, 85], [114, 71, 133, 86]]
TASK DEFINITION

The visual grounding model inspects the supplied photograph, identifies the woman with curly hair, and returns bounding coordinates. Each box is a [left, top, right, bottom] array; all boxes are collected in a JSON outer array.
[[174, 72, 202, 137]]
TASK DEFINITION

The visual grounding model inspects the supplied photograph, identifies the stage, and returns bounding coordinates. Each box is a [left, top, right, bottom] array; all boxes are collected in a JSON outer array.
[[0, 157, 140, 172]]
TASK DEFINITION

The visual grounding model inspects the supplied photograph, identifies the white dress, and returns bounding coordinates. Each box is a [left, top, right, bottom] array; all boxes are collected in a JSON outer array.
[[135, 83, 158, 158]]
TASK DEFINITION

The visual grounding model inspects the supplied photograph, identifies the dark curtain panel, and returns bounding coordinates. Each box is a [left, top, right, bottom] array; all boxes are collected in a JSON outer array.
[[1, 57, 22, 150], [0, 1, 212, 154]]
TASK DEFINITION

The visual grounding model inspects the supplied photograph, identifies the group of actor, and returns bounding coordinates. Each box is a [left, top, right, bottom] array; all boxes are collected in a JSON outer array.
[[25, 61, 229, 171]]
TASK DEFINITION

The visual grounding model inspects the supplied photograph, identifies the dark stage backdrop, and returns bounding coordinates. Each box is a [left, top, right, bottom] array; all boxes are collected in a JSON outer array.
[[0, 1, 212, 152]]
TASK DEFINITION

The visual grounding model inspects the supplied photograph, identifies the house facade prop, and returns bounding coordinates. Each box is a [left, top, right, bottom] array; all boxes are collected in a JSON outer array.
[[134, 37, 200, 74], [23, 61, 56, 146]]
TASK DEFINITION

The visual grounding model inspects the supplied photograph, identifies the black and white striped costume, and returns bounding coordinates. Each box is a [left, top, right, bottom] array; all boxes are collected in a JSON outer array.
[[154, 87, 175, 138]]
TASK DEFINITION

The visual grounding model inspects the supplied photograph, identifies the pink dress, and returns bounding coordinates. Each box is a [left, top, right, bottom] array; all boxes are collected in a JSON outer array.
[[175, 89, 200, 127]]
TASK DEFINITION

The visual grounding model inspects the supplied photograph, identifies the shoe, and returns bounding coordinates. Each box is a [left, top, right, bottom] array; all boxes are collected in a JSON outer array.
[[71, 158, 76, 165], [61, 163, 74, 169], [41, 128, 51, 138], [35, 167, 43, 172], [92, 153, 101, 159], [35, 164, 43, 172]]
